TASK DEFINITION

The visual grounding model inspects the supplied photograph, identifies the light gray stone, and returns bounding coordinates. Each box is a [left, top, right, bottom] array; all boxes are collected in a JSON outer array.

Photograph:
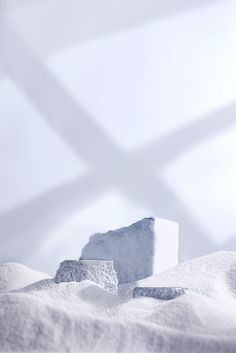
[[133, 287, 188, 300], [80, 217, 179, 284], [54, 260, 118, 294]]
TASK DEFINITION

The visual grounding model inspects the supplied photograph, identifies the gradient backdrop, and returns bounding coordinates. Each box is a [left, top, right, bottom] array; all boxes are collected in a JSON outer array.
[[0, 0, 236, 274]]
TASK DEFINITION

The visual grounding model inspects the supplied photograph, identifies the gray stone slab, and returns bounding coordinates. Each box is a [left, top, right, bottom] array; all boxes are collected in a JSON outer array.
[[133, 286, 188, 300], [54, 260, 118, 294]]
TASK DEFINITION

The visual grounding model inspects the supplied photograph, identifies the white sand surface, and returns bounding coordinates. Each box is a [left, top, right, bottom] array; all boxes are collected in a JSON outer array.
[[0, 262, 49, 291], [1, 251, 236, 352]]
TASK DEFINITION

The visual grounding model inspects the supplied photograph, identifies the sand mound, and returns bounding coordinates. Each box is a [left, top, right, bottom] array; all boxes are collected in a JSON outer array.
[[135, 251, 236, 298], [0, 262, 50, 291], [1, 251, 236, 352]]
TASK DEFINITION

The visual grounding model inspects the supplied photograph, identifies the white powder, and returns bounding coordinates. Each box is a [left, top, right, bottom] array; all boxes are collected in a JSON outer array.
[[1, 251, 236, 352], [0, 262, 49, 291]]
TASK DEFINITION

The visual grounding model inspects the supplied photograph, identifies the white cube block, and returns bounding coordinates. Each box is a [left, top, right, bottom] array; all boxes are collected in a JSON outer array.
[[80, 217, 179, 284]]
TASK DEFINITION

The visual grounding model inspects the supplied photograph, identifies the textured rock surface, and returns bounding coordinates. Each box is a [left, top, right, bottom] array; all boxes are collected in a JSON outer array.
[[133, 286, 188, 300], [81, 217, 179, 284], [54, 260, 118, 294]]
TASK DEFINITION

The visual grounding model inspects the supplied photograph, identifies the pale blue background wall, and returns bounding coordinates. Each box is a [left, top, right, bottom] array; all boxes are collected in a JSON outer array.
[[1, 0, 236, 274]]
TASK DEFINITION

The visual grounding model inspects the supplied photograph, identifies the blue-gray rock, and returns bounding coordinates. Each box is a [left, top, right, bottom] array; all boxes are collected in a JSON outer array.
[[133, 286, 188, 300], [54, 260, 118, 294], [80, 217, 179, 284]]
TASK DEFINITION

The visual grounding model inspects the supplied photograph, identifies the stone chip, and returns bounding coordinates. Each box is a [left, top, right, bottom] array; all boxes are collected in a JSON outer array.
[[54, 259, 118, 294], [133, 286, 188, 300]]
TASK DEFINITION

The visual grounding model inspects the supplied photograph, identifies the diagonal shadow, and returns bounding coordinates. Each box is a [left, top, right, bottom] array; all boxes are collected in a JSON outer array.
[[215, 235, 236, 253], [133, 102, 236, 168], [0, 173, 108, 261], [112, 159, 214, 258], [0, 15, 229, 263], [0, 0, 223, 59], [0, 0, 224, 87], [0, 0, 36, 11], [0, 65, 5, 82], [0, 16, 123, 168]]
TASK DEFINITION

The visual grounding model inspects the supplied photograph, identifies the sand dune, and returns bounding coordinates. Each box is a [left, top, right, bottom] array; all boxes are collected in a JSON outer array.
[[0, 262, 49, 291], [1, 251, 236, 352]]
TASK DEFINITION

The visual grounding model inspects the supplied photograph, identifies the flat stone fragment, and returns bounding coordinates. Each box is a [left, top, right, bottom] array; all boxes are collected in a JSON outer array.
[[54, 260, 118, 294], [133, 287, 188, 300], [81, 217, 179, 284]]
